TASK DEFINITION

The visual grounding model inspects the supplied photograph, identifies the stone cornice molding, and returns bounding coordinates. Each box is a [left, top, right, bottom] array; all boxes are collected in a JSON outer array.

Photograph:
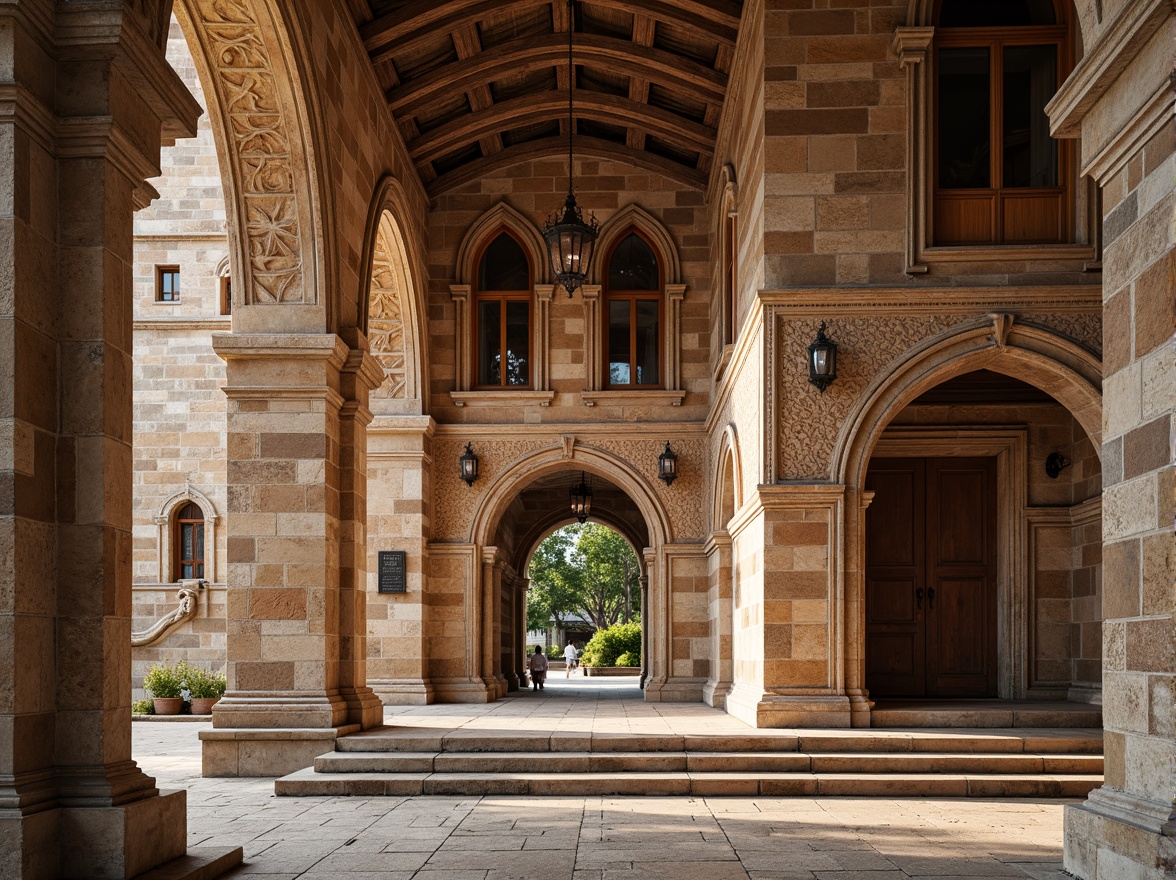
[[0, 83, 56, 155], [1080, 76, 1175, 182], [431, 422, 707, 440], [580, 390, 686, 407], [135, 317, 232, 331], [1046, 0, 1174, 139], [211, 332, 350, 366], [450, 390, 556, 407], [759, 285, 1102, 314]]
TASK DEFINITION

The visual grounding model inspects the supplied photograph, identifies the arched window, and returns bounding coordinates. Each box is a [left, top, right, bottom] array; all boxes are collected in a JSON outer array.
[[174, 502, 205, 580], [605, 232, 662, 388], [934, 0, 1071, 244], [474, 231, 531, 388], [723, 210, 737, 346]]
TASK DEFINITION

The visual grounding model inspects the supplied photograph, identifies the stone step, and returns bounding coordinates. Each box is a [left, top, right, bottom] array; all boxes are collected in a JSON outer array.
[[276, 768, 1103, 799], [335, 727, 1103, 755], [869, 706, 1102, 729], [130, 847, 244, 880], [312, 749, 1102, 776]]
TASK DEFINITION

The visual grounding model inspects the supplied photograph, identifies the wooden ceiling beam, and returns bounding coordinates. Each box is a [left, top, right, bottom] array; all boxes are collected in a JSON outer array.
[[626, 14, 656, 152], [364, 0, 737, 67], [410, 92, 716, 164], [427, 135, 708, 197], [387, 33, 727, 118], [451, 23, 503, 157]]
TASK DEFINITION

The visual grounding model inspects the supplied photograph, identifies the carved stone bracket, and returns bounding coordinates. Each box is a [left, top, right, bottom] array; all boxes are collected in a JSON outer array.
[[131, 582, 203, 648], [989, 313, 1015, 349]]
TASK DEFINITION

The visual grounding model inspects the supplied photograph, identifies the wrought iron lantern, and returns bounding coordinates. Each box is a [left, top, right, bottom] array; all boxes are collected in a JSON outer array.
[[807, 322, 837, 393], [570, 471, 592, 523], [658, 442, 678, 486], [542, 0, 598, 296], [1045, 452, 1071, 479], [459, 442, 479, 486]]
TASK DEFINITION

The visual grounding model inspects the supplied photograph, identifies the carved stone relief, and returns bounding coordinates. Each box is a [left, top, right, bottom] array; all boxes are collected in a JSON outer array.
[[190, 0, 307, 304], [369, 232, 407, 398], [774, 312, 1101, 481], [431, 436, 708, 543]]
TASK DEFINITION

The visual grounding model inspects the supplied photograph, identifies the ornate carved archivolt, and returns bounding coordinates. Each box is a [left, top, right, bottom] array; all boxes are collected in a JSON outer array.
[[180, 0, 313, 305], [369, 225, 408, 399]]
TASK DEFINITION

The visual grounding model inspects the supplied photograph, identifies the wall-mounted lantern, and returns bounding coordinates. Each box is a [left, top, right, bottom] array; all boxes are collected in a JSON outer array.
[[570, 472, 592, 523], [459, 442, 479, 486], [658, 442, 679, 486], [807, 321, 837, 393], [1045, 452, 1071, 479]]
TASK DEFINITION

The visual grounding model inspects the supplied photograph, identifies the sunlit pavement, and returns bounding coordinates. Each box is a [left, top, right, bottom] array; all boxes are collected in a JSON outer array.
[[133, 678, 1075, 879]]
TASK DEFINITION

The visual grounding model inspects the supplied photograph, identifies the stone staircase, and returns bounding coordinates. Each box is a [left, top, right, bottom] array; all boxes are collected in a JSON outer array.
[[276, 726, 1103, 798]]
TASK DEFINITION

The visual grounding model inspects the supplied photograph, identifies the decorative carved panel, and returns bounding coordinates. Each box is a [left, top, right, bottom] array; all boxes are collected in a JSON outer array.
[[369, 232, 407, 398], [188, 0, 308, 305]]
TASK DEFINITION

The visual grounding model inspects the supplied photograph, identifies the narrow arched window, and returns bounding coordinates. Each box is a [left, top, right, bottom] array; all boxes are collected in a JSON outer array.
[[474, 232, 531, 388], [934, 0, 1071, 244], [724, 210, 737, 345], [605, 232, 662, 388], [174, 502, 205, 580]]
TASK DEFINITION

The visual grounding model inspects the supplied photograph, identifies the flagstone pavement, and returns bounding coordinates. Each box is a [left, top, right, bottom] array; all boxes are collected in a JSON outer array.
[[134, 676, 1075, 879]]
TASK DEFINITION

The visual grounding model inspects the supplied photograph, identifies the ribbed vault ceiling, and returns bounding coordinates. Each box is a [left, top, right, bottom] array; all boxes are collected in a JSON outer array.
[[350, 0, 743, 196]]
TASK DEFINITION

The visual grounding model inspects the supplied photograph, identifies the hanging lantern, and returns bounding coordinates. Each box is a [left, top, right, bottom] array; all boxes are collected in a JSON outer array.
[[658, 442, 678, 486], [807, 322, 838, 393], [459, 443, 479, 486], [570, 471, 592, 523]]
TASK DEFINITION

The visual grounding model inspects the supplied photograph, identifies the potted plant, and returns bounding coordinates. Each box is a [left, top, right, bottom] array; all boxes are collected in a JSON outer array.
[[143, 661, 185, 715], [187, 666, 227, 715]]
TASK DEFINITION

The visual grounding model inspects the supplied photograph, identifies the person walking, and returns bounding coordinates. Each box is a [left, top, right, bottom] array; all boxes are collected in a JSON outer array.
[[528, 645, 548, 691], [563, 642, 579, 678]]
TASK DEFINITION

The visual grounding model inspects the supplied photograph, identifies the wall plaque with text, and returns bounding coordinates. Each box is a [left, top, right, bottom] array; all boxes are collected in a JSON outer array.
[[377, 551, 407, 594]]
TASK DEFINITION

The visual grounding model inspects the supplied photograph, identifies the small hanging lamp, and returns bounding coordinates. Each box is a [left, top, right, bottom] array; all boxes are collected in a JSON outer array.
[[658, 442, 678, 486], [807, 322, 838, 393], [542, 0, 598, 296], [570, 472, 592, 523], [459, 443, 479, 486]]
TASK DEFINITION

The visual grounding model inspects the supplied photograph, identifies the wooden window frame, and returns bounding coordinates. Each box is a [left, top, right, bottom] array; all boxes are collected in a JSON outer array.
[[471, 231, 533, 391], [173, 501, 205, 581], [932, 23, 1073, 246], [155, 265, 180, 303], [603, 230, 665, 391], [219, 275, 232, 316]]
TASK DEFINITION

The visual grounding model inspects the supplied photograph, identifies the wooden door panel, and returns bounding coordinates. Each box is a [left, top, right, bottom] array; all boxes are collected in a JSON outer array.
[[926, 457, 997, 697], [865, 460, 925, 697], [932, 466, 989, 565]]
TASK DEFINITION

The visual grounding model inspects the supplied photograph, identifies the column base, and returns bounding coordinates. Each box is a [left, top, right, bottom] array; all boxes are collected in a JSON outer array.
[[0, 789, 188, 880], [647, 676, 705, 703], [369, 678, 435, 705], [848, 690, 874, 728], [703, 678, 733, 709], [1064, 788, 1176, 880], [726, 686, 852, 728], [430, 679, 495, 703], [200, 726, 360, 777]]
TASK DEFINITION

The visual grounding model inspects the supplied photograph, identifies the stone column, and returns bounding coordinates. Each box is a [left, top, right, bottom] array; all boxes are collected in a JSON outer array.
[[1048, 6, 1176, 876], [201, 335, 382, 776], [703, 532, 734, 707], [0, 3, 224, 878], [480, 547, 506, 698], [639, 551, 653, 690]]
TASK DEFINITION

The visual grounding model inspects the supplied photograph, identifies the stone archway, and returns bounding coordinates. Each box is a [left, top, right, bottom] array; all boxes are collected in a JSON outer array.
[[836, 318, 1103, 722]]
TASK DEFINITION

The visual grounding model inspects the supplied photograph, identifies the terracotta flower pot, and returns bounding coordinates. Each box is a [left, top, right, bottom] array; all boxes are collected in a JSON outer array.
[[189, 697, 220, 716], [152, 697, 184, 715]]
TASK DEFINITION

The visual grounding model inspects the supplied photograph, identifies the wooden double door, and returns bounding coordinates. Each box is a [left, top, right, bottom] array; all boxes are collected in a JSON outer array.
[[865, 457, 998, 698]]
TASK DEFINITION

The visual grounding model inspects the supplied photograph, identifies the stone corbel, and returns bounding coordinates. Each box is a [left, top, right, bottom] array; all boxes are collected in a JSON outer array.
[[893, 27, 935, 275], [989, 313, 1015, 350], [131, 582, 202, 648]]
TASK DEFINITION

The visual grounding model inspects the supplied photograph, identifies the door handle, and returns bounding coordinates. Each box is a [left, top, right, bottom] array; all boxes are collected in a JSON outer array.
[[927, 587, 936, 610], [915, 588, 924, 609]]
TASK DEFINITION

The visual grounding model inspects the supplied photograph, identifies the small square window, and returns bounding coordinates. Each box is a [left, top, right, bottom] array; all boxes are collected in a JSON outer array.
[[156, 266, 180, 302]]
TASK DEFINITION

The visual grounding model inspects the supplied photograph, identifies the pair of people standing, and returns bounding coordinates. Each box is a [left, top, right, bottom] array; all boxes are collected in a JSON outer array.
[[527, 643, 579, 690]]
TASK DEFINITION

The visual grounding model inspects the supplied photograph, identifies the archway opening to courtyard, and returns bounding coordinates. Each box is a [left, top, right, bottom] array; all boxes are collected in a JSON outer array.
[[487, 469, 652, 698], [526, 522, 644, 691], [861, 369, 1103, 708]]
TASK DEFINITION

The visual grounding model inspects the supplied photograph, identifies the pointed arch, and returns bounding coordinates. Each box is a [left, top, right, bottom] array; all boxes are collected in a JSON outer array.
[[713, 424, 743, 531], [359, 175, 427, 410], [593, 203, 682, 285], [455, 202, 548, 287]]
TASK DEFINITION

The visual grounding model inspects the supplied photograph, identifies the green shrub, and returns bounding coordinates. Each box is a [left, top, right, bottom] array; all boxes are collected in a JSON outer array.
[[186, 666, 227, 699], [615, 651, 640, 667], [131, 699, 154, 715], [142, 660, 187, 699], [580, 622, 641, 667]]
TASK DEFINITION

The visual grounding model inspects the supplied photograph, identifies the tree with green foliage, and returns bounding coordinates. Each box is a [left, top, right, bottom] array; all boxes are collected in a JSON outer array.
[[525, 525, 583, 632], [527, 523, 641, 633]]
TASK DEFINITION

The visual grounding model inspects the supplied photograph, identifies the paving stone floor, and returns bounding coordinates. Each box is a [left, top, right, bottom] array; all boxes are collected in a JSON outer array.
[[133, 677, 1076, 879]]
